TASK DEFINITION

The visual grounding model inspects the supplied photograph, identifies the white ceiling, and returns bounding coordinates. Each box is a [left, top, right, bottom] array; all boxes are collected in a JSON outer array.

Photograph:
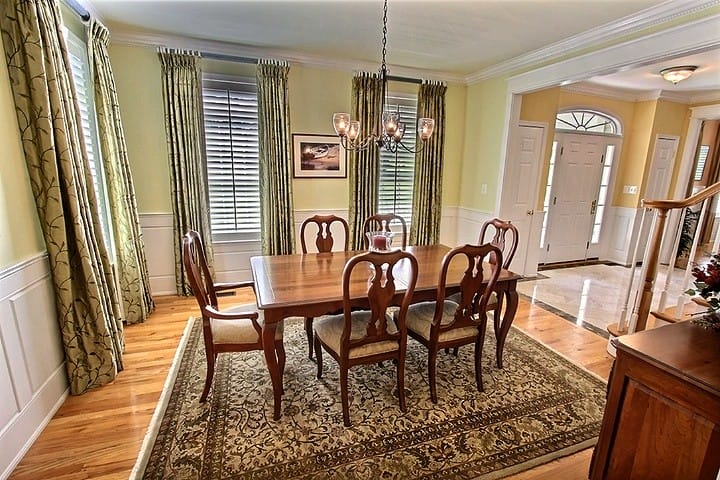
[[84, 0, 720, 99]]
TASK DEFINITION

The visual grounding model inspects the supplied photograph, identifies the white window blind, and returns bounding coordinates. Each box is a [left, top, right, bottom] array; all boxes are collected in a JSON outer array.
[[64, 28, 114, 254], [378, 94, 417, 224], [202, 78, 261, 241]]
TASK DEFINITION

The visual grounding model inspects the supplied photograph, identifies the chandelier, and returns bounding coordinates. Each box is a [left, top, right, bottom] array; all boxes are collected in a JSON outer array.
[[332, 0, 435, 154]]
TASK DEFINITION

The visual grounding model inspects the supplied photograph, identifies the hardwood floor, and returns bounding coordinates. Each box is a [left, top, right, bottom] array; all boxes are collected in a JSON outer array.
[[8, 291, 613, 479]]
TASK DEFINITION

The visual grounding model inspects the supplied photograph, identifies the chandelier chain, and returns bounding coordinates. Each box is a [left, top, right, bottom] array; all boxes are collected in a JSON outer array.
[[381, 0, 388, 76]]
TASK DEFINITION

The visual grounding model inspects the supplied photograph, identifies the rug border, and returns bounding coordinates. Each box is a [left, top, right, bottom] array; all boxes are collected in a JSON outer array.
[[512, 324, 608, 385], [129, 316, 196, 480]]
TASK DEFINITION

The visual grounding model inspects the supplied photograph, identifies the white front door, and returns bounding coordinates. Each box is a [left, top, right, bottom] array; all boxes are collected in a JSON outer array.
[[498, 123, 546, 275], [543, 133, 606, 263]]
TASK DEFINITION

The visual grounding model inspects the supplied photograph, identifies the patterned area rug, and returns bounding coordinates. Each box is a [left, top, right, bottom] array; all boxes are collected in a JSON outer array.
[[131, 317, 606, 479]]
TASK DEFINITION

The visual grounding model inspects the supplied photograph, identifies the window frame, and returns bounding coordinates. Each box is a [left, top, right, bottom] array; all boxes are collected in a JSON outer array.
[[378, 92, 418, 224], [201, 74, 261, 243], [64, 26, 116, 256]]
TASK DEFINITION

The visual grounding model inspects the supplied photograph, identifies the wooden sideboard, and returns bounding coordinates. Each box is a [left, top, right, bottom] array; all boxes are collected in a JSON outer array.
[[590, 321, 720, 479]]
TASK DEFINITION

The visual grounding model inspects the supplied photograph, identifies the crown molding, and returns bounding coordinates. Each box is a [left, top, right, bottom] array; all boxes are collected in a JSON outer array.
[[108, 28, 466, 84], [686, 90, 720, 104], [466, 0, 719, 84], [561, 82, 662, 102], [507, 14, 720, 95]]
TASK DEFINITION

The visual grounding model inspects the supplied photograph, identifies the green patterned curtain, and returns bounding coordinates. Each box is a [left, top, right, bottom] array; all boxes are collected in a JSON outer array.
[[89, 19, 154, 324], [410, 80, 446, 246], [1, 0, 124, 394], [158, 49, 213, 295], [256, 59, 294, 255], [348, 72, 382, 250]]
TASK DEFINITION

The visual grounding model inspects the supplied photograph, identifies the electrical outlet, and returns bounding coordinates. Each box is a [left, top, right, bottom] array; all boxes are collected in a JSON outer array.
[[481, 183, 487, 195]]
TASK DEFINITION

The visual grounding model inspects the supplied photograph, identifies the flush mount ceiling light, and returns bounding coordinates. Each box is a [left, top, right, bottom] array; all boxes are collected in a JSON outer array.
[[659, 65, 698, 85]]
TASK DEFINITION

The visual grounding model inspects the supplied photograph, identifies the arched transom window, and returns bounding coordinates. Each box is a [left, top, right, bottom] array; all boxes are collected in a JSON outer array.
[[555, 109, 621, 135]]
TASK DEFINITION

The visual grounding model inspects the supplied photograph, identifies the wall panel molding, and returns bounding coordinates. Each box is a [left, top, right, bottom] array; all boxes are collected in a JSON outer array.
[[0, 253, 67, 480]]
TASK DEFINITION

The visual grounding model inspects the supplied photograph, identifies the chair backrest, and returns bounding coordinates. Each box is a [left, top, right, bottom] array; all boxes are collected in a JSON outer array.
[[479, 218, 518, 270], [300, 214, 349, 253], [362, 213, 408, 249], [340, 249, 418, 354], [431, 244, 503, 340], [182, 230, 218, 312]]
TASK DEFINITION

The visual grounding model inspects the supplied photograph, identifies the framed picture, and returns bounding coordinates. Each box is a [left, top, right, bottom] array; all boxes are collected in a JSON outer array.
[[292, 134, 346, 178]]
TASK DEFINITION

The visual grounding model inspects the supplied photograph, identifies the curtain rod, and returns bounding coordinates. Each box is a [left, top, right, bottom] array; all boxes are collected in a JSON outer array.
[[201, 52, 258, 65], [387, 75, 421, 85], [65, 0, 90, 21]]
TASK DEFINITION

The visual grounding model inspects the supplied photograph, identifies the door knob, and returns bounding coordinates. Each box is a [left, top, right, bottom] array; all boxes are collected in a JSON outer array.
[[526, 210, 534, 216]]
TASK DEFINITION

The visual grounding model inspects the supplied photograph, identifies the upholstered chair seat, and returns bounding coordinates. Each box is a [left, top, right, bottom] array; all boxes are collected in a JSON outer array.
[[314, 311, 397, 359], [405, 300, 479, 343], [210, 305, 284, 344]]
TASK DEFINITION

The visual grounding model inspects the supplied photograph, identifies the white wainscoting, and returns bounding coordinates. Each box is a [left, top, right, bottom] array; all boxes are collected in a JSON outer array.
[[454, 207, 495, 246], [0, 254, 67, 480], [139, 213, 176, 295], [604, 206, 640, 266]]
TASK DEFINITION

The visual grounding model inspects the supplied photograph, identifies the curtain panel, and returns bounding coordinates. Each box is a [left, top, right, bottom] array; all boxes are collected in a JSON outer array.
[[89, 19, 154, 323], [256, 59, 295, 255], [348, 72, 382, 250], [410, 80, 446, 246], [1, 0, 124, 394], [158, 49, 213, 295]]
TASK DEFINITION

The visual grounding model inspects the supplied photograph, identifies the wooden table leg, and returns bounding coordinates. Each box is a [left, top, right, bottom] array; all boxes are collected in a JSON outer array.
[[261, 315, 283, 420], [495, 279, 518, 369]]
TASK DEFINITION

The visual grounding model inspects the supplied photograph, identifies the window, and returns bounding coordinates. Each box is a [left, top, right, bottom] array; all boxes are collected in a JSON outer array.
[[64, 27, 115, 254], [378, 94, 417, 223], [694, 145, 710, 181], [201, 77, 260, 241], [539, 141, 557, 248], [591, 145, 616, 244], [555, 109, 620, 135]]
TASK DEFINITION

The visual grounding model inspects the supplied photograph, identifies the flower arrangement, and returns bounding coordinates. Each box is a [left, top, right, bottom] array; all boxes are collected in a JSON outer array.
[[685, 252, 720, 331]]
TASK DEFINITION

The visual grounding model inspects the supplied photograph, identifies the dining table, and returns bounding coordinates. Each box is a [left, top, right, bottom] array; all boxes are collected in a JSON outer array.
[[250, 244, 522, 420]]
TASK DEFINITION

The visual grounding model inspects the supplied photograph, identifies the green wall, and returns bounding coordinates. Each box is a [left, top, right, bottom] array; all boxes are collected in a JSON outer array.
[[0, 39, 45, 269], [109, 43, 467, 217]]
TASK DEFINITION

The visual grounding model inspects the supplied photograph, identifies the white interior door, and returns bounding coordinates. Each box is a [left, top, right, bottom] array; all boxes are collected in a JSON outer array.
[[499, 123, 546, 275], [544, 133, 605, 263], [644, 135, 679, 263]]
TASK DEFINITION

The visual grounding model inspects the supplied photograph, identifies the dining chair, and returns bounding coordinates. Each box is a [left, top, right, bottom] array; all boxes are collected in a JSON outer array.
[[362, 213, 408, 249], [183, 230, 285, 403], [405, 243, 502, 403], [300, 214, 350, 360], [313, 249, 418, 426], [448, 218, 518, 365]]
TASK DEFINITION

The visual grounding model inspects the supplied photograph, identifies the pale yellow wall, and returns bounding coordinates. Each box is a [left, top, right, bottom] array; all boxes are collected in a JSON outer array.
[[442, 83, 466, 207], [0, 39, 45, 268], [109, 44, 171, 213], [460, 77, 508, 212], [288, 66, 351, 210], [109, 43, 466, 217], [617, 99, 656, 207]]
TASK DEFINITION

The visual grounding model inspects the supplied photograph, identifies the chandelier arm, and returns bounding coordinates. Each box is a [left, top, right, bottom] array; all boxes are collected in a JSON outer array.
[[341, 134, 380, 152]]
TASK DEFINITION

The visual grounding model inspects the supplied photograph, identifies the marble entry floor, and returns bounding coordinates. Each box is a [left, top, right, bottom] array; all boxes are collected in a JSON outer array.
[[516, 263, 693, 337]]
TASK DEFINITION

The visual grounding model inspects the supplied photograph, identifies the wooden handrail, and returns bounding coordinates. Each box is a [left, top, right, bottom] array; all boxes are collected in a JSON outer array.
[[610, 181, 720, 337], [642, 181, 720, 210]]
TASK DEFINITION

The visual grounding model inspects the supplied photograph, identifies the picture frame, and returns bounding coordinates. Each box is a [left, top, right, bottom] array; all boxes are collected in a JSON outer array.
[[292, 134, 347, 178]]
